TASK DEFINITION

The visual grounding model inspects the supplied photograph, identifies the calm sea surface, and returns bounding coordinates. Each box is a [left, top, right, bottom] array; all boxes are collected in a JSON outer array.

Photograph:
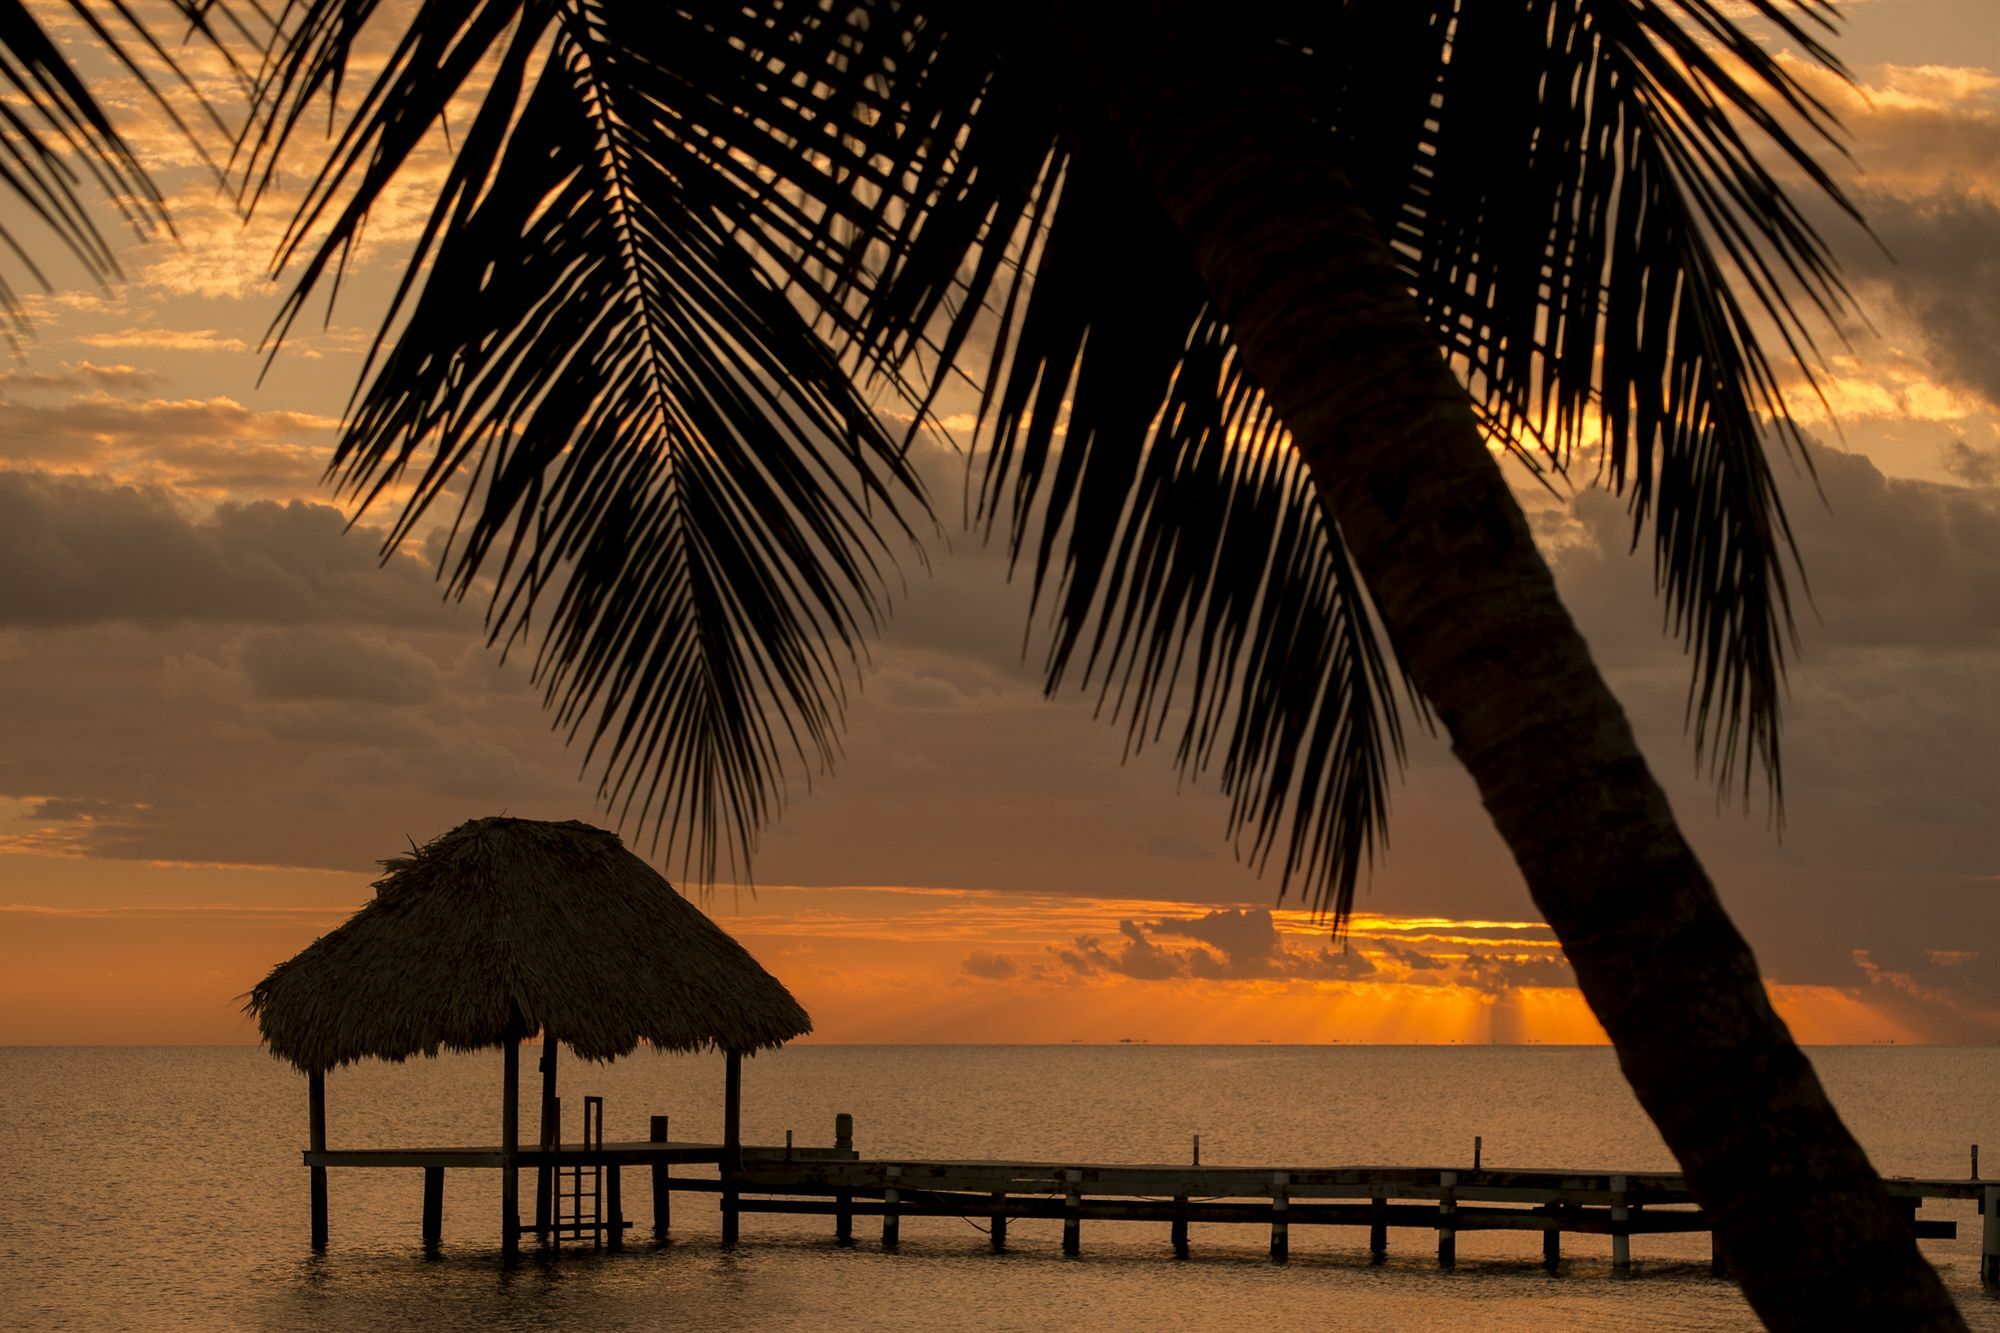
[[2, 1045, 1994, 1330]]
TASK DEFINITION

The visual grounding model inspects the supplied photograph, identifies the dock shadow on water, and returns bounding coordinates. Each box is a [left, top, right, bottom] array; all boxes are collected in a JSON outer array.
[[3, 1045, 1995, 1330]]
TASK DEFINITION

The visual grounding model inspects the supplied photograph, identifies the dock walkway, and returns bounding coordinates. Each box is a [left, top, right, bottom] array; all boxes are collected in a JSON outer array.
[[306, 1125, 2000, 1281]]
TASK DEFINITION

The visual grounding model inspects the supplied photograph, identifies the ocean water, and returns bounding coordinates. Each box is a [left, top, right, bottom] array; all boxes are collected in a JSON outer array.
[[1, 1045, 1993, 1330]]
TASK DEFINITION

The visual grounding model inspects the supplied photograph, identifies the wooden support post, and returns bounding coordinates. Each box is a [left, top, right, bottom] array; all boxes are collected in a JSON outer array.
[[990, 1191, 1007, 1252], [833, 1112, 854, 1244], [721, 1050, 742, 1247], [1710, 1225, 1728, 1278], [502, 1036, 520, 1260], [535, 1042, 557, 1245], [1438, 1171, 1457, 1269], [649, 1115, 671, 1240], [606, 1165, 623, 1252], [1542, 1205, 1560, 1270], [422, 1167, 444, 1252], [882, 1165, 902, 1248], [1369, 1192, 1388, 1261], [308, 1071, 328, 1252], [1192, 1133, 1200, 1166], [1063, 1169, 1083, 1256], [1473, 1135, 1482, 1171], [1172, 1194, 1190, 1258], [1982, 1184, 1998, 1287], [1610, 1173, 1631, 1274], [1270, 1171, 1289, 1262]]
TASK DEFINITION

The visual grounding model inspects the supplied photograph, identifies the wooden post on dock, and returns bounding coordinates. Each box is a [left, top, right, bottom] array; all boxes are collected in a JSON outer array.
[[834, 1113, 854, 1244], [1270, 1171, 1289, 1262], [1610, 1174, 1630, 1274], [1172, 1194, 1190, 1258], [649, 1115, 670, 1240], [535, 1043, 557, 1245], [422, 1167, 444, 1252], [606, 1164, 623, 1251], [1369, 1191, 1388, 1261], [1710, 1226, 1728, 1278], [308, 1071, 328, 1252], [1063, 1169, 1083, 1256], [502, 1035, 520, 1260], [721, 1050, 742, 1247], [990, 1191, 1007, 1252], [1981, 1184, 1998, 1286], [882, 1165, 902, 1248], [1438, 1171, 1457, 1269], [1541, 1202, 1560, 1270]]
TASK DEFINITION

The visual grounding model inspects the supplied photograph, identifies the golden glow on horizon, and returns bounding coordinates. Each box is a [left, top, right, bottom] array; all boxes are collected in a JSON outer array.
[[0, 869, 1990, 1046]]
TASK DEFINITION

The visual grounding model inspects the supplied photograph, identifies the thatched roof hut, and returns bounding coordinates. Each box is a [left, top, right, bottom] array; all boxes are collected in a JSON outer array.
[[250, 816, 810, 1072], [254, 817, 811, 1257]]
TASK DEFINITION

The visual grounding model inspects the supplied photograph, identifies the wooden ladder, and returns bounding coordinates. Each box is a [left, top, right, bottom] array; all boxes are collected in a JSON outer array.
[[556, 1095, 604, 1248]]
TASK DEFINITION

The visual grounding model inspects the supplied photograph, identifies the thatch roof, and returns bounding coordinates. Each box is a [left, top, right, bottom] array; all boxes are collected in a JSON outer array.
[[249, 817, 810, 1072]]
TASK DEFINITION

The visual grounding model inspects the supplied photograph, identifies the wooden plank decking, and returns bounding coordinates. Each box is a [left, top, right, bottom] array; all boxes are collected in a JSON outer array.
[[300, 1130, 1999, 1282]]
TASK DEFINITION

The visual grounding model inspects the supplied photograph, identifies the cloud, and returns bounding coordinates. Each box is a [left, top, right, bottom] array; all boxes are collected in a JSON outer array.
[[1776, 58, 2000, 202], [0, 391, 337, 499], [77, 328, 251, 353], [1053, 911, 1389, 984], [1837, 190, 2000, 408], [0, 472, 452, 630], [240, 628, 443, 705], [960, 950, 1018, 981], [0, 362, 162, 395], [1145, 907, 1285, 976], [1942, 438, 2000, 486]]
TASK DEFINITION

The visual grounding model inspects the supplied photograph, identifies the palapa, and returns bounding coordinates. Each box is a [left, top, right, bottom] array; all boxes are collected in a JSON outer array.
[[249, 816, 811, 1072]]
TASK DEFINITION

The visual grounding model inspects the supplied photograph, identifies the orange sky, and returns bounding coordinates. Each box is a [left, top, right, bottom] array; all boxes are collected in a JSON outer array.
[[0, 3, 1995, 1048], [0, 863, 1977, 1045]]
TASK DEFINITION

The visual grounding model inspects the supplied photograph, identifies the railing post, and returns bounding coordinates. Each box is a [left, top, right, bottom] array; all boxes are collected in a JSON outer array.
[[501, 1036, 520, 1260], [882, 1165, 902, 1248], [1438, 1171, 1457, 1269], [1542, 1202, 1561, 1271], [1610, 1174, 1631, 1274], [721, 1051, 742, 1247], [1063, 1169, 1083, 1256], [1270, 1171, 1289, 1262], [1172, 1194, 1190, 1258], [990, 1191, 1007, 1252], [422, 1167, 444, 1252], [649, 1115, 670, 1240], [834, 1113, 854, 1245], [1369, 1190, 1388, 1261], [308, 1070, 328, 1252], [1982, 1184, 1998, 1287]]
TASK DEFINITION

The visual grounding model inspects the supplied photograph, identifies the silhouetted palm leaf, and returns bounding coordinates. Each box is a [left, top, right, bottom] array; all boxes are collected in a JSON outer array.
[[828, 1, 1856, 894], [1315, 0, 1856, 802], [241, 0, 927, 886], [0, 0, 235, 348]]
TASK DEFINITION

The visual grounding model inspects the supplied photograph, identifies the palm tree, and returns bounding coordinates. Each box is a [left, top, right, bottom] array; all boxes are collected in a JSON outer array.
[[15, 0, 1963, 1324]]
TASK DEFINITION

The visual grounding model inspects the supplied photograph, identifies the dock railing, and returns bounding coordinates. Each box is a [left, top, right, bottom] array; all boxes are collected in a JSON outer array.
[[303, 1115, 1997, 1282]]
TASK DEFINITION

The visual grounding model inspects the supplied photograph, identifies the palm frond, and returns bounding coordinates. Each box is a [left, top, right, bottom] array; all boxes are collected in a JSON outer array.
[[0, 0, 235, 348], [1313, 0, 1858, 804], [246, 0, 929, 886], [814, 16, 1413, 921]]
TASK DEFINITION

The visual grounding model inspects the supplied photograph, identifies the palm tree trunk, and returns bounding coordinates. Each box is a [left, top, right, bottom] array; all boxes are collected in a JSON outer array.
[[1046, 9, 1964, 1328]]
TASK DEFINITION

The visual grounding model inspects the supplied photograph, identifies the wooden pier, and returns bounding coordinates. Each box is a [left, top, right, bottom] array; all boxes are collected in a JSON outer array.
[[304, 1116, 2000, 1284]]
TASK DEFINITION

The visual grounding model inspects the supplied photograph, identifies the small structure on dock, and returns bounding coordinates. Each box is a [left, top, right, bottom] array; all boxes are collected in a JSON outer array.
[[247, 816, 813, 1257]]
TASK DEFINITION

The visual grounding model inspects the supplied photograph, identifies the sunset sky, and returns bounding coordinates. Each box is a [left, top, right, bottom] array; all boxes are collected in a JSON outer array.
[[1, 1, 1994, 1047]]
